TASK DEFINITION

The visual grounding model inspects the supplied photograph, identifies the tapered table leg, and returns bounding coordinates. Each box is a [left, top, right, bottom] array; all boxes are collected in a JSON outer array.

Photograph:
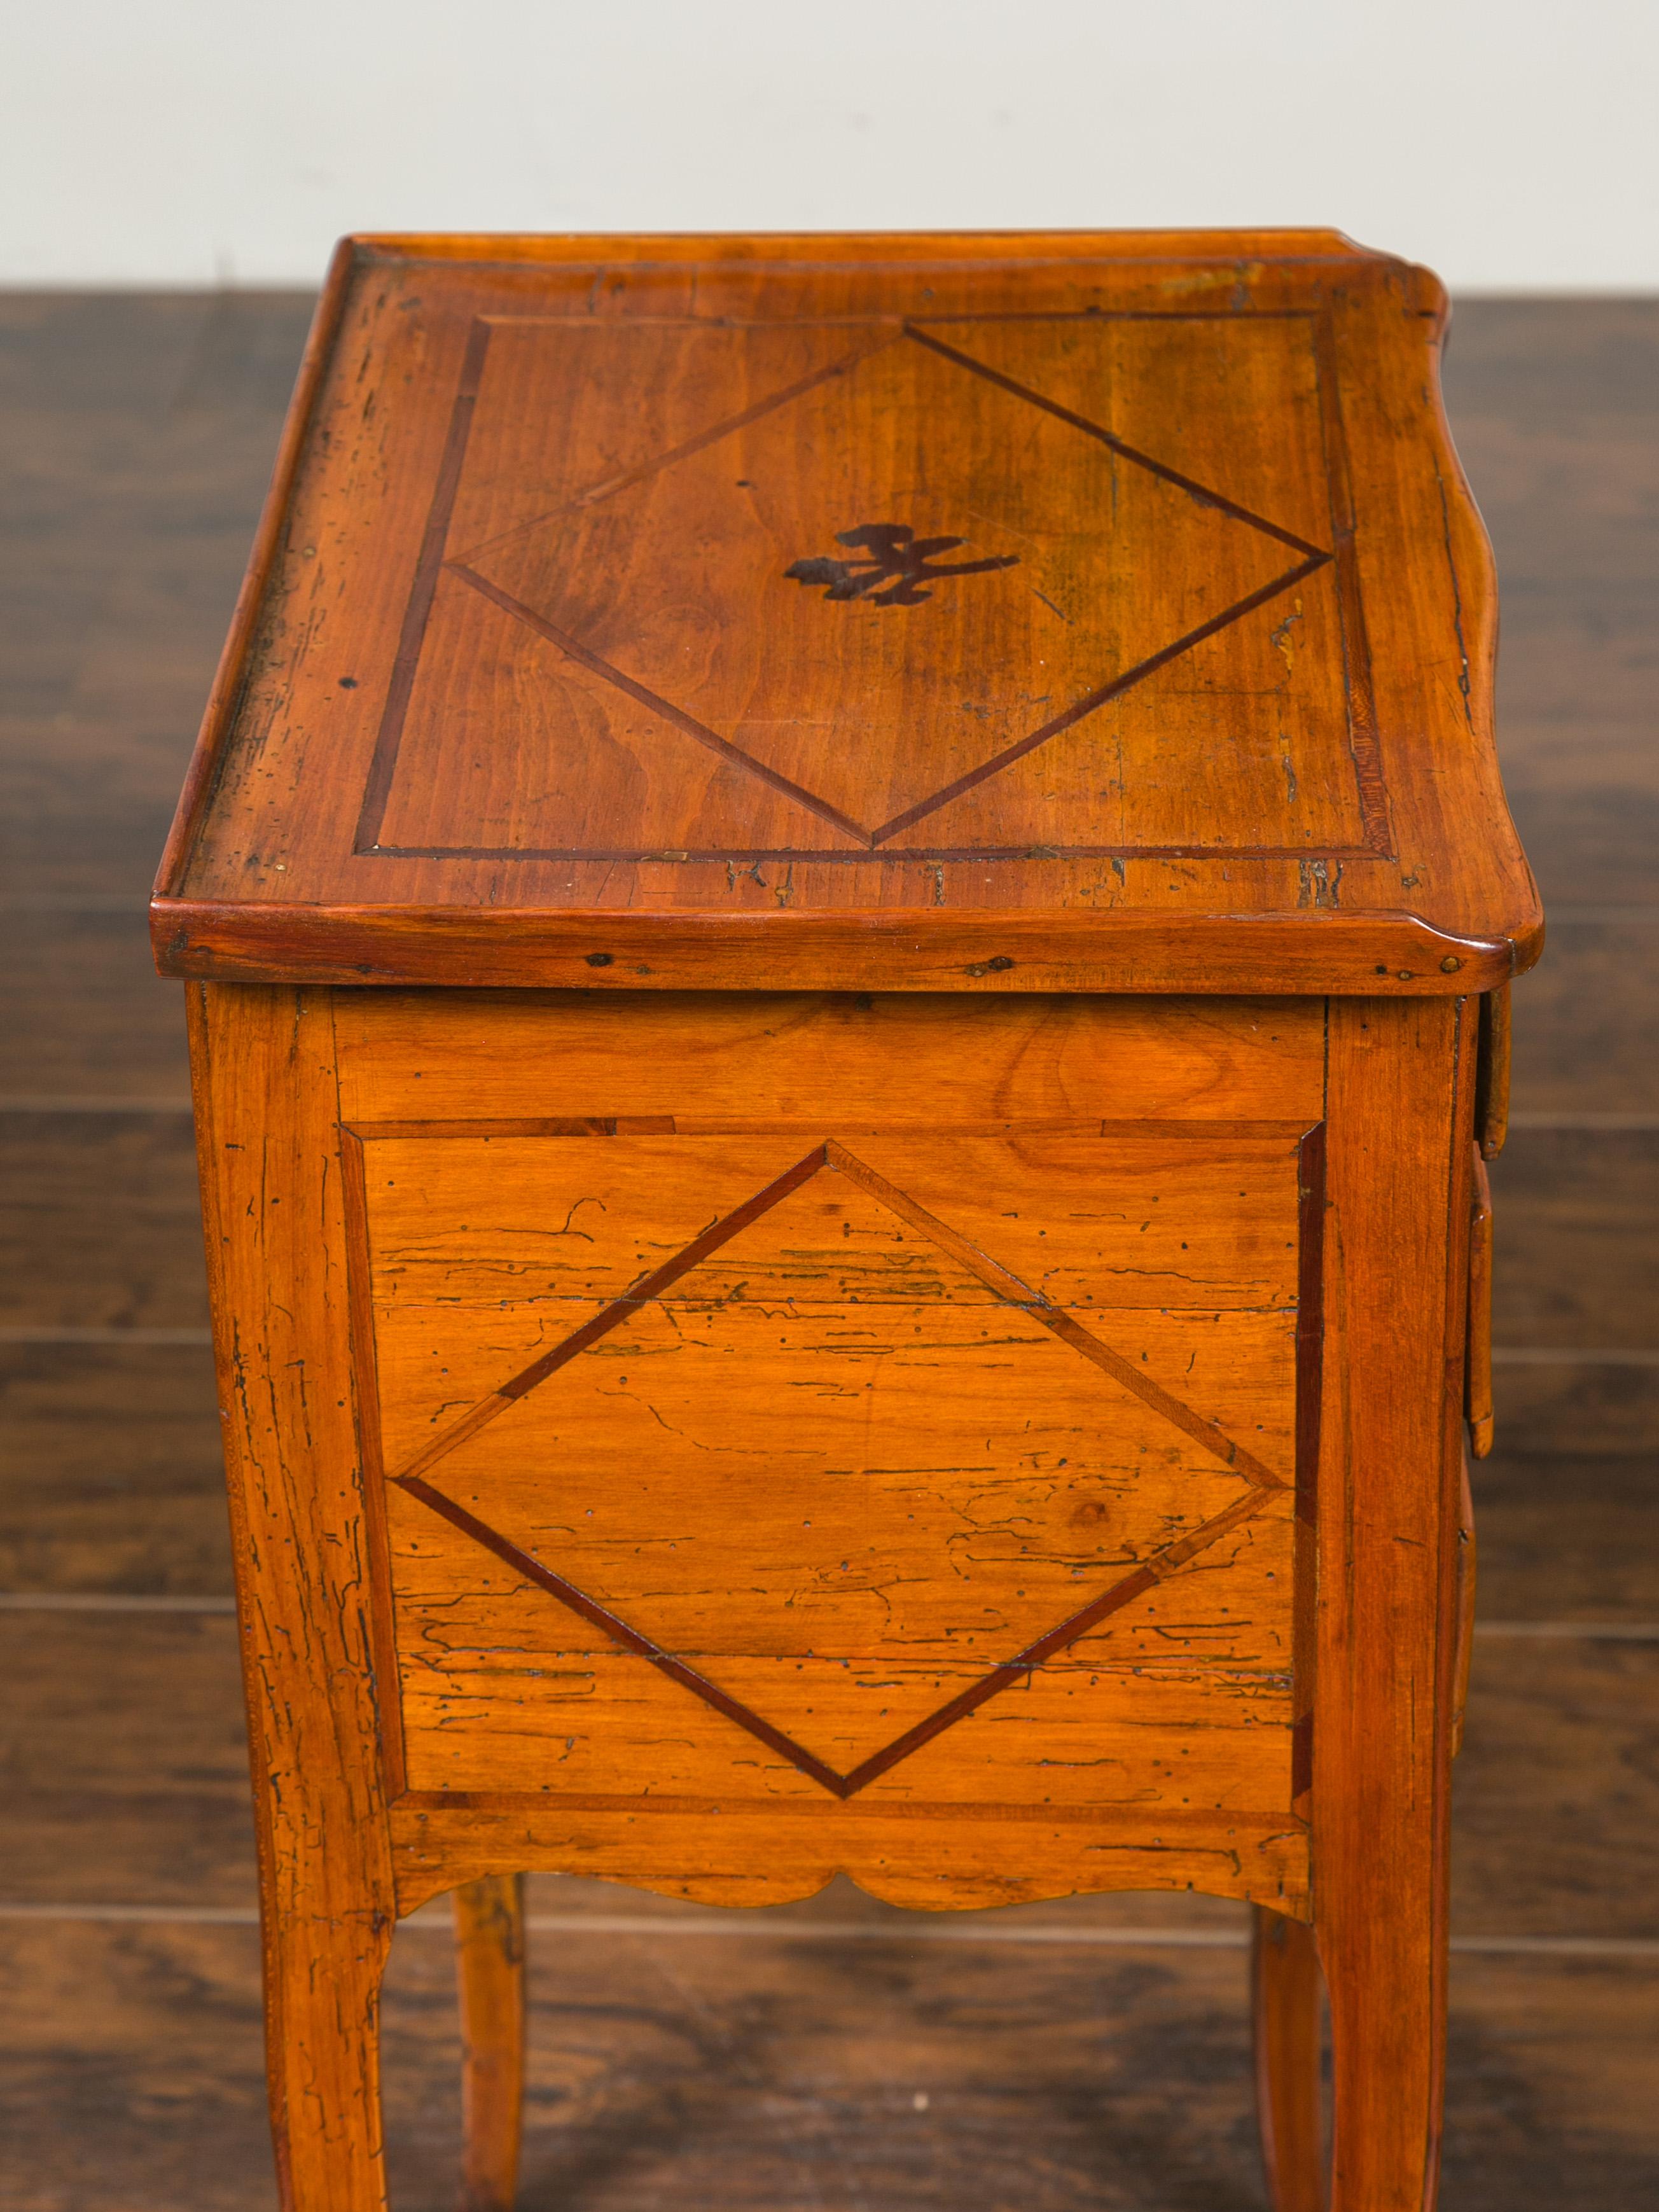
[[454, 1874, 527, 2211], [1253, 1906, 1327, 2212], [263, 1900, 392, 2211]]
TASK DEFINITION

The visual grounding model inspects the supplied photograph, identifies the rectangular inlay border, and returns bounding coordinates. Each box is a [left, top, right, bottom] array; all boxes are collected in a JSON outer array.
[[338, 1111, 1323, 1823], [352, 307, 1389, 867]]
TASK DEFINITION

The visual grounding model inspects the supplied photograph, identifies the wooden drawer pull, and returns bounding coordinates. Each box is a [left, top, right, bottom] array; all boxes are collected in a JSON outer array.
[[1466, 1144, 1494, 1459]]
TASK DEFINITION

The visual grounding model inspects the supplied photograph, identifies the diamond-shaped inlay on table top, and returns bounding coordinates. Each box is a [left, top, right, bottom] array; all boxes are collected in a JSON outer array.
[[156, 235, 1541, 994], [371, 314, 1364, 860], [357, 1125, 1303, 1805]]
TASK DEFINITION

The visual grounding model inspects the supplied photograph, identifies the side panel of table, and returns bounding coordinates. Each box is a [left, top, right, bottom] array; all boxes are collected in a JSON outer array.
[[328, 988, 1322, 1914]]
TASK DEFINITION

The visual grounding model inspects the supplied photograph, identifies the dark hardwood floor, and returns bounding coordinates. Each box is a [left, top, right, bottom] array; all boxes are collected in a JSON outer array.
[[0, 289, 1654, 2209]]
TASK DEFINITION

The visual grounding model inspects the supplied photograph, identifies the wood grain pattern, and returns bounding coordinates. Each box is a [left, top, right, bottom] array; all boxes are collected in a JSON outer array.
[[151, 230, 1539, 994], [1253, 1906, 1328, 2212], [452, 1873, 525, 2212], [0, 1113, 207, 1331], [391, 316, 1348, 856], [1484, 1361, 1659, 1456], [334, 987, 1326, 1125], [0, 1340, 228, 1596], [1468, 1451, 1659, 1620], [164, 903, 1516, 996], [1489, 1127, 1659, 1349], [337, 992, 1313, 1889], [6, 1916, 1658, 2212], [1452, 1639, 1659, 1940], [190, 984, 397, 2209], [1312, 996, 1471, 2212], [1452, 1452, 1478, 1763], [391, 1800, 1310, 1923], [0, 1609, 253, 1907], [0, 908, 190, 1101], [1440, 296, 1659, 913], [1508, 923, 1659, 1114]]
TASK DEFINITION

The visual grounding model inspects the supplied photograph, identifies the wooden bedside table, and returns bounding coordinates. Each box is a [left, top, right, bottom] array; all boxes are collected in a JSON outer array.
[[152, 227, 1539, 2212]]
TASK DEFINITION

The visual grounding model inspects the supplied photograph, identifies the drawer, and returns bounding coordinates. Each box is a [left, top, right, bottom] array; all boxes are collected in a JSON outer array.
[[336, 991, 1322, 1842]]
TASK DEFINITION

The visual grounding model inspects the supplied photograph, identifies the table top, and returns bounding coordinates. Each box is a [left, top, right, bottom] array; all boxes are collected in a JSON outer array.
[[152, 228, 1540, 996]]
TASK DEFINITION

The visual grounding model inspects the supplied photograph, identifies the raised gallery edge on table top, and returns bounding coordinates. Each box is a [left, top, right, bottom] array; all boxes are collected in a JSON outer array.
[[151, 228, 1540, 995]]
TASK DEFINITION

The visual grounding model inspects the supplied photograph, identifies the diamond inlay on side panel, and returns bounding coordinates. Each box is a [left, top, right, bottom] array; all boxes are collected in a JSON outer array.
[[364, 1132, 1303, 1801]]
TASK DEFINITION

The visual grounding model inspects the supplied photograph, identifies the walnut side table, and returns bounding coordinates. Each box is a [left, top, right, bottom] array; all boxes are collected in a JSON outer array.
[[152, 228, 1539, 2212]]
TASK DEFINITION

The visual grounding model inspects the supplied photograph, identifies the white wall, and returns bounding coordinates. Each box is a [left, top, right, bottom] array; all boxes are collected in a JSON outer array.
[[3, 0, 1654, 291]]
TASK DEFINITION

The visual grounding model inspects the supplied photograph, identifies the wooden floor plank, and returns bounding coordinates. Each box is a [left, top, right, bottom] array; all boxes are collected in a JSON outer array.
[[1508, 920, 1659, 1114], [1443, 300, 1659, 910], [0, 1613, 253, 1907], [1453, 1639, 1659, 1938], [0, 295, 213, 722], [0, 909, 190, 1102], [0, 1920, 275, 2212], [1441, 1952, 1659, 2210], [0, 1114, 207, 1331], [0, 716, 202, 900], [0, 290, 312, 893], [1490, 1358, 1659, 1456], [1472, 1453, 1659, 1620], [1503, 753, 1659, 912], [1489, 1127, 1659, 1349], [1441, 298, 1659, 420], [0, 1342, 228, 1595], [1, 1919, 1653, 2212]]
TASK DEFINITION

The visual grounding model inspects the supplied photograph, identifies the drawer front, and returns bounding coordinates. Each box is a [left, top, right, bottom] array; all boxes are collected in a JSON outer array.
[[338, 992, 1321, 1865]]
